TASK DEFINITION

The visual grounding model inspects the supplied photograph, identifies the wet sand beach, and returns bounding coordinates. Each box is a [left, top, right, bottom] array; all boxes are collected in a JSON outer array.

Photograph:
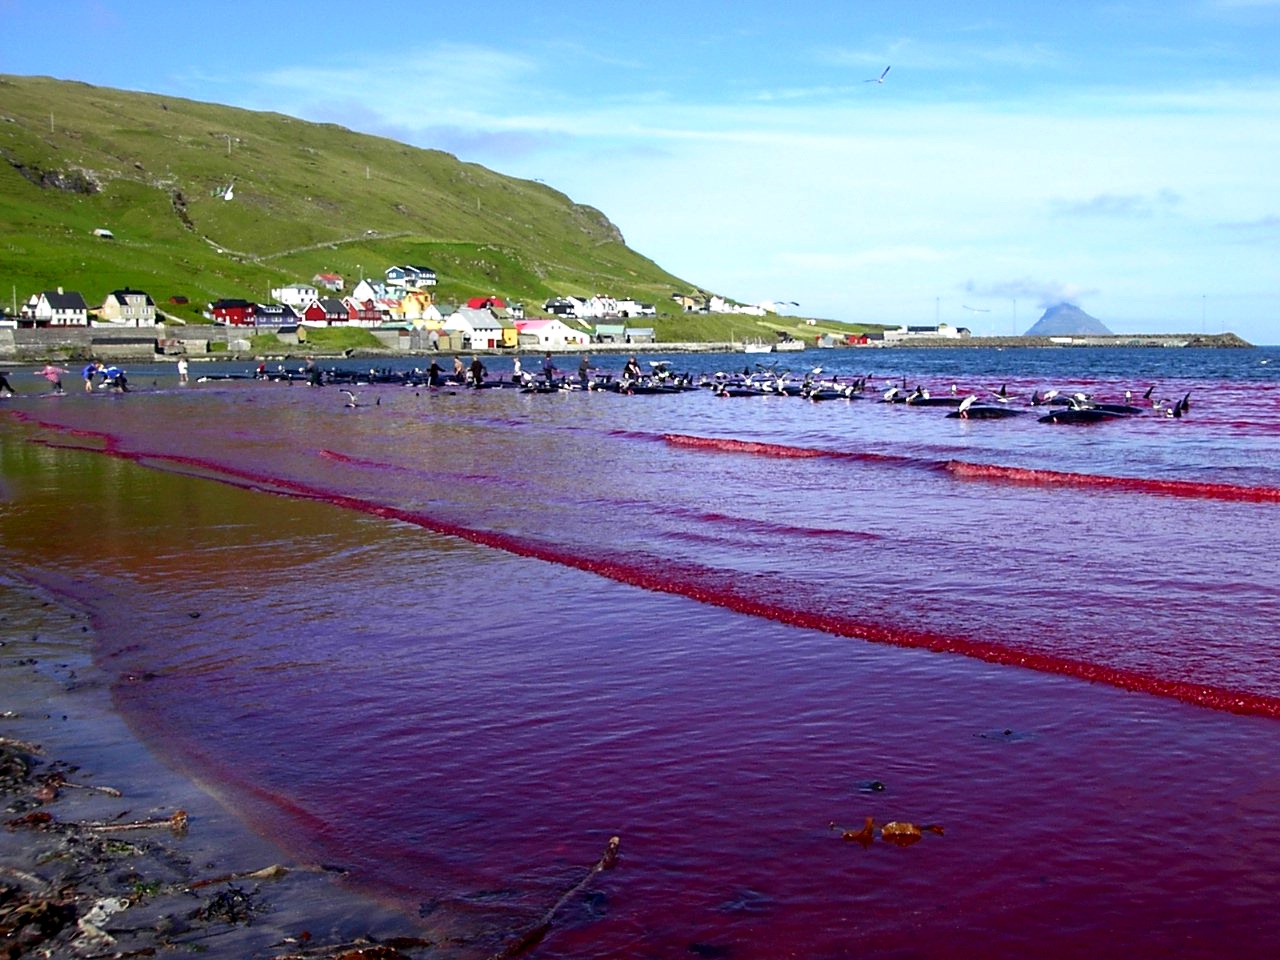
[[1, 575, 473, 959]]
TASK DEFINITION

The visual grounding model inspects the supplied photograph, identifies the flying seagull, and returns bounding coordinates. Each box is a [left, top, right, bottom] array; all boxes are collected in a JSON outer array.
[[865, 66, 890, 84]]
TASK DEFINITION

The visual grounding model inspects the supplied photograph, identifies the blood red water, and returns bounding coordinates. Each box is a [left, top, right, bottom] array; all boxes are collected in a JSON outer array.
[[3, 362, 1279, 958]]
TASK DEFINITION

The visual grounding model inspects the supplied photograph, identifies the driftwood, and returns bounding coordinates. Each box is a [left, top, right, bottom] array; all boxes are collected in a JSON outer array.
[[487, 835, 622, 960], [83, 810, 189, 835]]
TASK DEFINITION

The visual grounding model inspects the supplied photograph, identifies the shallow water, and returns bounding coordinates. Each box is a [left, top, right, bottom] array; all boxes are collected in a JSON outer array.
[[3, 346, 1280, 957]]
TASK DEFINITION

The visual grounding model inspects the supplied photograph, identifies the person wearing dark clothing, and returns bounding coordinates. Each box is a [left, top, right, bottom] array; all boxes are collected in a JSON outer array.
[[542, 352, 555, 384], [469, 357, 486, 386]]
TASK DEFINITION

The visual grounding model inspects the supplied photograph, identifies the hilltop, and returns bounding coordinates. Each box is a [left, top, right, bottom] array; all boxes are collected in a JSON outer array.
[[0, 75, 698, 324], [1025, 303, 1113, 337]]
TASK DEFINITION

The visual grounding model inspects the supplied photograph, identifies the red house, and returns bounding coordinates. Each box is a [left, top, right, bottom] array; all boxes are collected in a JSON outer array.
[[343, 297, 381, 326], [302, 298, 348, 325], [209, 298, 255, 325]]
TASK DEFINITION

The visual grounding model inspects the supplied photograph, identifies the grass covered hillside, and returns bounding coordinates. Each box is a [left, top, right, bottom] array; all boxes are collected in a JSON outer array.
[[0, 74, 697, 323]]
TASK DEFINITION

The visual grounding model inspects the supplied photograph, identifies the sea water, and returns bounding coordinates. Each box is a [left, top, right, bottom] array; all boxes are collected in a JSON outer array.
[[3, 346, 1279, 958]]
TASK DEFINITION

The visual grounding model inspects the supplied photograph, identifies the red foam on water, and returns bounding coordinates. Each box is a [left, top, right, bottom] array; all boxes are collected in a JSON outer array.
[[21, 417, 1277, 721], [946, 459, 1280, 503], [662, 429, 1280, 504], [663, 433, 915, 466]]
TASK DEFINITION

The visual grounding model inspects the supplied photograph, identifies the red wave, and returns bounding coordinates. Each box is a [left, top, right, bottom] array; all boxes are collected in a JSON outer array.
[[946, 460, 1280, 503], [663, 433, 913, 466], [23, 420, 1280, 721], [661, 431, 1280, 505]]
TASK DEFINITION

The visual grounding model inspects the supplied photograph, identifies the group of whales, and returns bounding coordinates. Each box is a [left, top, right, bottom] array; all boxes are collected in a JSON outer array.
[[275, 361, 1190, 424], [706, 368, 1191, 424]]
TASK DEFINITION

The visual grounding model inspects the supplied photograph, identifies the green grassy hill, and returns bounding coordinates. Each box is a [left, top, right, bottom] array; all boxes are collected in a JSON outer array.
[[0, 74, 704, 324]]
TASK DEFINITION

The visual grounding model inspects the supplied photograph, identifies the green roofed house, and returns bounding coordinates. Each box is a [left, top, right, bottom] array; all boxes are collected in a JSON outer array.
[[594, 322, 627, 343]]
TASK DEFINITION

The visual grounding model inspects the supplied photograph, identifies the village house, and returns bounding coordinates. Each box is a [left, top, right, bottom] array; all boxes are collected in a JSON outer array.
[[615, 298, 656, 318], [301, 298, 349, 325], [312, 272, 344, 292], [271, 283, 318, 309], [543, 296, 583, 317], [349, 278, 385, 303], [579, 295, 618, 319], [252, 303, 298, 327], [384, 265, 437, 291], [467, 296, 524, 321], [394, 289, 443, 325], [21, 289, 90, 327], [96, 288, 157, 327], [343, 297, 382, 327], [514, 317, 590, 350], [208, 298, 256, 325], [883, 323, 971, 342], [593, 322, 627, 343], [671, 293, 706, 313], [443, 306, 516, 350]]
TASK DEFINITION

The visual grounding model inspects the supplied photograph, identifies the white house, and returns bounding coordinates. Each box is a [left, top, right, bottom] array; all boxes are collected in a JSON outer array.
[[579, 295, 618, 319], [271, 283, 318, 309], [514, 317, 590, 349], [543, 296, 584, 317], [349, 278, 385, 302], [23, 289, 89, 327], [444, 307, 510, 349], [883, 323, 970, 342], [615, 298, 656, 318], [385, 265, 437, 290]]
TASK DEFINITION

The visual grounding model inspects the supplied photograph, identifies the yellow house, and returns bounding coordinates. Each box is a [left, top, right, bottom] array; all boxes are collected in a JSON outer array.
[[97, 288, 157, 326], [396, 289, 445, 326]]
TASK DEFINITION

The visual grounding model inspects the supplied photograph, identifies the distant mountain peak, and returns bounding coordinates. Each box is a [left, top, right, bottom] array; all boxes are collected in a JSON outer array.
[[1025, 302, 1113, 337]]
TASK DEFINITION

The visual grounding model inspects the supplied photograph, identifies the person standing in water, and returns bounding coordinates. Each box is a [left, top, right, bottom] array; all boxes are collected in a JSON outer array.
[[35, 364, 70, 393]]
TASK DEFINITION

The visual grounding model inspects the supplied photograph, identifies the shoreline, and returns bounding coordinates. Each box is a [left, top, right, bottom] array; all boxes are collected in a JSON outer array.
[[0, 330, 1257, 366], [0, 573, 465, 959]]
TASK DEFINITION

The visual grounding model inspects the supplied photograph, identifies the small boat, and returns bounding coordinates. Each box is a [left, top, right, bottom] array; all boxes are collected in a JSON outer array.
[[743, 341, 773, 354], [774, 336, 806, 352]]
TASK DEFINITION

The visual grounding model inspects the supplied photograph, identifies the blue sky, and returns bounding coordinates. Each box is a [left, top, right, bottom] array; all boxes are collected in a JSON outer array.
[[3, 0, 1279, 342]]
